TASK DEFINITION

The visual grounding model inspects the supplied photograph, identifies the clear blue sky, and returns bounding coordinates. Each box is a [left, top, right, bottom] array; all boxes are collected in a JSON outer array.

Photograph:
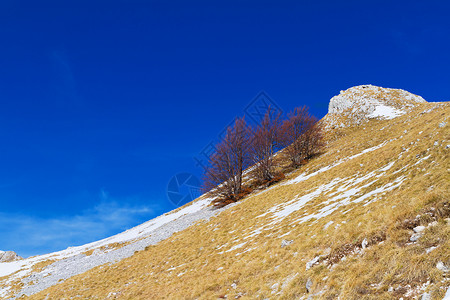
[[0, 0, 448, 257]]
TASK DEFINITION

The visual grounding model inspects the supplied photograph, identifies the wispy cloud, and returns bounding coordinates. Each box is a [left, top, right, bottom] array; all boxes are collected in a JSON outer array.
[[0, 191, 155, 257], [50, 49, 82, 106]]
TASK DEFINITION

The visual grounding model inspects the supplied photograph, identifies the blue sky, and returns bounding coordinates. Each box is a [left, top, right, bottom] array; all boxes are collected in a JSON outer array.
[[0, 0, 449, 257]]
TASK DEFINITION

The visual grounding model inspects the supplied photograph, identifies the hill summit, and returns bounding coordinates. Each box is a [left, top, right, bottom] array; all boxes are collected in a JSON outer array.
[[323, 85, 427, 129]]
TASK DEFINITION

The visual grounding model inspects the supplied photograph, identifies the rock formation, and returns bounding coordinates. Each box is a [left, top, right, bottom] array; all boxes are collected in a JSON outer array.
[[0, 250, 22, 263]]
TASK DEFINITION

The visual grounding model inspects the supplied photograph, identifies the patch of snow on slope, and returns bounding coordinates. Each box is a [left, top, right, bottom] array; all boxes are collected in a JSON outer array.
[[262, 161, 406, 225], [444, 286, 450, 300], [361, 176, 406, 206], [294, 177, 403, 223], [272, 179, 343, 219], [368, 105, 405, 119], [235, 246, 257, 256], [0, 260, 24, 278], [243, 228, 263, 240], [283, 165, 334, 185], [323, 221, 334, 230], [0, 197, 211, 278], [284, 141, 390, 186], [218, 242, 247, 254], [0, 199, 218, 296], [103, 197, 212, 244], [414, 155, 431, 166], [226, 242, 247, 253], [378, 161, 395, 172]]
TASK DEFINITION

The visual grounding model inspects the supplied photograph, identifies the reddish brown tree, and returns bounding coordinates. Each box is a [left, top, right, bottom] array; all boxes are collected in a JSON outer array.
[[280, 106, 323, 167], [202, 117, 251, 205], [249, 107, 282, 183]]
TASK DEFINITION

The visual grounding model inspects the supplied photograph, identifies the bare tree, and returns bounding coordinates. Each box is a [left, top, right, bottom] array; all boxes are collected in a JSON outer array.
[[280, 106, 323, 167], [202, 117, 251, 206], [202, 106, 322, 208], [250, 107, 282, 183]]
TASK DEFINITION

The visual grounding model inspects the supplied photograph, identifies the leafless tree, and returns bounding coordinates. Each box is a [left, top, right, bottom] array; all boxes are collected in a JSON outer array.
[[249, 107, 282, 183], [202, 117, 251, 205], [202, 106, 322, 208], [280, 106, 323, 167]]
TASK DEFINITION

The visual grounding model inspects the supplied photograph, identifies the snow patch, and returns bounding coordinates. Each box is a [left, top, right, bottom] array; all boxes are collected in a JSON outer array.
[[262, 161, 406, 225], [225, 242, 247, 253], [368, 105, 404, 119], [0, 196, 220, 298], [284, 141, 390, 186]]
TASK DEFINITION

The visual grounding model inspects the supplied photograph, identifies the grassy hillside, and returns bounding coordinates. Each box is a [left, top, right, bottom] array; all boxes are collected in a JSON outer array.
[[24, 101, 449, 300]]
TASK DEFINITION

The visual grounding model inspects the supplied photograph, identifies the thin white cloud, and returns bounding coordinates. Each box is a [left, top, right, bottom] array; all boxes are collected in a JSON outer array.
[[51, 50, 78, 102], [0, 193, 155, 258]]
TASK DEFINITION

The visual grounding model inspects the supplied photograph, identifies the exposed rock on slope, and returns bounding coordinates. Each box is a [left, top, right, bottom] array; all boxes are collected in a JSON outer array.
[[323, 84, 426, 129], [0, 251, 21, 263]]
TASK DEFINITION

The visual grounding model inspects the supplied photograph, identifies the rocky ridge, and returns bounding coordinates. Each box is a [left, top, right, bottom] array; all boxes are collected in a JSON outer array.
[[323, 84, 426, 129]]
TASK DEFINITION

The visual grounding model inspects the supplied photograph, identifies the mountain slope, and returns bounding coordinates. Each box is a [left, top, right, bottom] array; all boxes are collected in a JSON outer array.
[[1, 85, 449, 300], [0, 194, 220, 298]]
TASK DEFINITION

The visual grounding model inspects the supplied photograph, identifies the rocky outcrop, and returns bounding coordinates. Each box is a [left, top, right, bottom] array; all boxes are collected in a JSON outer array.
[[323, 85, 426, 129], [0, 250, 22, 262]]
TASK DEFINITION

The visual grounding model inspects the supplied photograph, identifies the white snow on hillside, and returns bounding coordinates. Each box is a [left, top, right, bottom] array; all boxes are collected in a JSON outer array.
[[0, 197, 211, 278], [368, 104, 405, 119], [283, 140, 390, 186], [217, 142, 415, 257], [0, 196, 216, 298], [264, 158, 404, 225]]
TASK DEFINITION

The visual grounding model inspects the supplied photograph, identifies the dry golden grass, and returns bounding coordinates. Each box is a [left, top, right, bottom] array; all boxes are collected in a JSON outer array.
[[30, 260, 57, 274], [16, 102, 450, 300]]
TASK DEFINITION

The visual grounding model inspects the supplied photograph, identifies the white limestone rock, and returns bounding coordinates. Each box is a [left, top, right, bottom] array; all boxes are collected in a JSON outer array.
[[436, 261, 450, 272], [281, 239, 293, 248], [323, 85, 426, 129], [306, 256, 320, 270], [306, 278, 313, 293], [0, 250, 22, 262], [413, 225, 426, 233], [361, 238, 368, 249]]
